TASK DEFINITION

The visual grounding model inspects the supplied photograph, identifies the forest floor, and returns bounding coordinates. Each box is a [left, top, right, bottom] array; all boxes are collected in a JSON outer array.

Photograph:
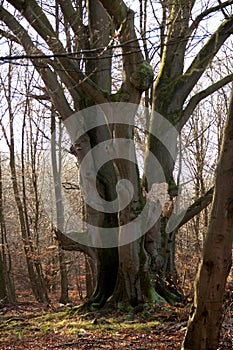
[[0, 296, 232, 350]]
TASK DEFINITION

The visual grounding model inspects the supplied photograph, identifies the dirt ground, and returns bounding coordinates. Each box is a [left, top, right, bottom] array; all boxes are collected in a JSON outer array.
[[0, 300, 232, 350]]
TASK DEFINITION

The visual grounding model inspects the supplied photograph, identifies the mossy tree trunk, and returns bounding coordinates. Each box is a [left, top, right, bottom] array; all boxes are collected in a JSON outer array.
[[1, 0, 233, 309], [145, 0, 233, 290], [182, 86, 233, 350]]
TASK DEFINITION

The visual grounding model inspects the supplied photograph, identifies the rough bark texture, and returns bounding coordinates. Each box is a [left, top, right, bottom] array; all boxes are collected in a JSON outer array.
[[98, 0, 153, 306], [182, 86, 233, 350], [1, 0, 233, 309], [145, 1, 233, 285]]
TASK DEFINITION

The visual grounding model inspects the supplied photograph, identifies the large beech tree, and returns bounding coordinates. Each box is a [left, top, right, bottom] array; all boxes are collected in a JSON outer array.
[[0, 0, 232, 310]]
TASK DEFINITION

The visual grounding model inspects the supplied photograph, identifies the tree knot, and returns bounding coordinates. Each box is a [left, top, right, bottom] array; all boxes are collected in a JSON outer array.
[[130, 61, 154, 91]]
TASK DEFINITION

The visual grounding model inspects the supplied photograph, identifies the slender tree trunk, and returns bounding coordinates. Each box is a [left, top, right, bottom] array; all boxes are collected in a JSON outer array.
[[10, 132, 46, 302], [0, 156, 8, 303], [0, 211, 16, 304], [182, 86, 233, 350], [0, 54, 50, 303], [0, 248, 7, 303], [58, 246, 69, 304], [0, 155, 16, 303], [21, 107, 49, 303], [51, 113, 70, 304]]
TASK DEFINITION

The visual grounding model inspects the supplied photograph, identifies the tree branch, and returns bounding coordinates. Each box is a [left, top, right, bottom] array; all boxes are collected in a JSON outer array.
[[98, 0, 129, 29], [178, 73, 233, 131], [188, 0, 233, 36], [7, 0, 108, 105], [57, 0, 83, 37], [171, 17, 233, 111], [0, 6, 73, 120], [0, 29, 21, 44], [217, 0, 232, 18], [49, 59, 86, 109], [54, 228, 97, 260], [100, 0, 152, 101], [177, 187, 214, 229]]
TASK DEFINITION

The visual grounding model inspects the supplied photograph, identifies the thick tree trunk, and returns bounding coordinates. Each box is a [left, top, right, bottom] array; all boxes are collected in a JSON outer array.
[[182, 86, 233, 350], [112, 110, 153, 306], [145, 2, 233, 293], [90, 248, 118, 307], [73, 1, 119, 308], [4, 0, 233, 311]]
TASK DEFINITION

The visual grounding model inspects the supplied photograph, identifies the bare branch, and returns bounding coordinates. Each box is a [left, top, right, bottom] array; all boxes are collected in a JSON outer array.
[[178, 73, 233, 130], [100, 0, 152, 102], [171, 17, 233, 111], [7, 0, 109, 105], [57, 0, 83, 37], [177, 187, 214, 229], [0, 29, 20, 44], [217, 0, 232, 18], [0, 5, 73, 119], [54, 228, 97, 260], [188, 0, 233, 35], [98, 0, 129, 29]]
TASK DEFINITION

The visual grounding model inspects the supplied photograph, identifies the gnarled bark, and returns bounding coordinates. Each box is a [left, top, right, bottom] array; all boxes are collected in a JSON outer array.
[[182, 86, 233, 350]]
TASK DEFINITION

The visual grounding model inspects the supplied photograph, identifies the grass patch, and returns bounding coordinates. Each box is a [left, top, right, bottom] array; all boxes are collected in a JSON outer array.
[[0, 305, 163, 341]]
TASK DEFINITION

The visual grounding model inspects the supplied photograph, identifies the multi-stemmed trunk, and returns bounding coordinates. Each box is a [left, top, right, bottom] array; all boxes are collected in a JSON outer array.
[[2, 0, 233, 310]]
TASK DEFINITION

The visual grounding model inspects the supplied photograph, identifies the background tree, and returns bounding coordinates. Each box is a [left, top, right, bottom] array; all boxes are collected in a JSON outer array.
[[0, 54, 50, 303], [0, 156, 7, 303], [51, 112, 69, 304], [0, 154, 16, 303], [0, 53, 88, 303]]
